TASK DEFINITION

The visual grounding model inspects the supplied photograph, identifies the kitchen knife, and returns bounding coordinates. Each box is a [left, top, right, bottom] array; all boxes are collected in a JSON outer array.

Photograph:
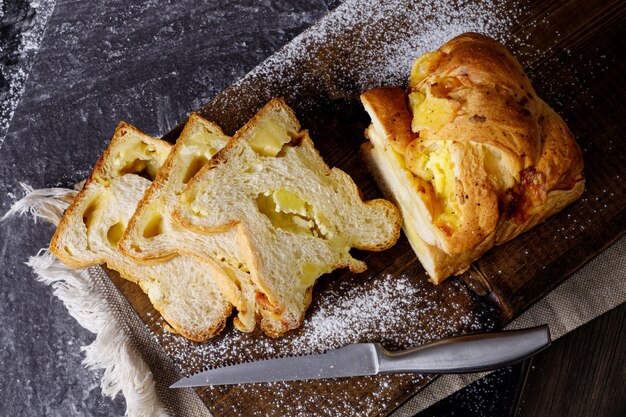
[[171, 325, 550, 388]]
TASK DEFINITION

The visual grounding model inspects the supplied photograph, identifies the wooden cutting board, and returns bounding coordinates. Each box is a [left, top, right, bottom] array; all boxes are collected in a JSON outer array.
[[107, 0, 626, 415]]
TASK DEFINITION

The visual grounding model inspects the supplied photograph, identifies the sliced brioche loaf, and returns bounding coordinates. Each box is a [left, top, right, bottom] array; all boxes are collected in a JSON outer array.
[[361, 33, 584, 283], [50, 123, 232, 341], [119, 114, 268, 333], [174, 98, 402, 337]]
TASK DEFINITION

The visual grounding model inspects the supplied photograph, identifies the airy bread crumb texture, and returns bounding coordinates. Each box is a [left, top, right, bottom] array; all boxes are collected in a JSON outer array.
[[174, 98, 401, 337], [52, 100, 401, 340], [50, 123, 232, 342], [120, 113, 278, 334]]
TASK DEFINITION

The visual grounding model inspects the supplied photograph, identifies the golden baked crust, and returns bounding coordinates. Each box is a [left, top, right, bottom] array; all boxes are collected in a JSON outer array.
[[361, 33, 584, 283]]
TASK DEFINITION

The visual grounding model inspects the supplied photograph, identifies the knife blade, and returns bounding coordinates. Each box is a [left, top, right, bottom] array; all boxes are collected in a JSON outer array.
[[171, 325, 550, 388]]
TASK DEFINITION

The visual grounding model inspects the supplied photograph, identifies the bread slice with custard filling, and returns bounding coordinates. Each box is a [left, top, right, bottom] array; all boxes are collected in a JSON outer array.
[[174, 98, 402, 337], [119, 113, 277, 333], [50, 123, 232, 341]]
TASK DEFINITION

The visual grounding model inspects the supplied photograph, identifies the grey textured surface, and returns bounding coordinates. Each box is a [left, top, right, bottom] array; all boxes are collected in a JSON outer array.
[[0, 0, 523, 416], [0, 1, 330, 416], [0, 0, 56, 144]]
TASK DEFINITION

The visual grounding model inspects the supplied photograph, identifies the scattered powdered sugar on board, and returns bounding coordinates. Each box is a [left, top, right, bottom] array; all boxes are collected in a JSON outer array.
[[198, 0, 537, 143], [154, 274, 496, 370], [152, 273, 498, 416], [0, 0, 56, 149], [213, 0, 527, 113]]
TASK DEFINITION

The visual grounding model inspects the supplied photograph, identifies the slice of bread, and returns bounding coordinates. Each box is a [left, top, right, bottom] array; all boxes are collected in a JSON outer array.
[[119, 113, 266, 333], [174, 98, 402, 337], [50, 123, 232, 341]]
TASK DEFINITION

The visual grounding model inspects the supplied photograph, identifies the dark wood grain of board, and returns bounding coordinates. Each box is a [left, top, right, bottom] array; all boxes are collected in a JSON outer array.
[[514, 302, 626, 417], [103, 0, 626, 415]]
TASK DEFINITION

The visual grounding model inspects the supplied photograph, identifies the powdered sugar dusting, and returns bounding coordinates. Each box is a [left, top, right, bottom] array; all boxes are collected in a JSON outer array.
[[152, 272, 497, 416], [0, 0, 56, 149], [230, 0, 525, 102], [202, 0, 529, 137], [155, 274, 495, 366]]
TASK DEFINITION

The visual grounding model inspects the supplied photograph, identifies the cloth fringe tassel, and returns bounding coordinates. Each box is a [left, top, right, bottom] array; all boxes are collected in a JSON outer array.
[[4, 183, 169, 417]]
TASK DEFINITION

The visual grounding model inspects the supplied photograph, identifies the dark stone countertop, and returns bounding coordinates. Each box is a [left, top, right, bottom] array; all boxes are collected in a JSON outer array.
[[0, 1, 519, 416]]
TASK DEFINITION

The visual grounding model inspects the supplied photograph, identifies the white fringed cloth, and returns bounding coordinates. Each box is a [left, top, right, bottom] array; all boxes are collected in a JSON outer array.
[[3, 184, 212, 417]]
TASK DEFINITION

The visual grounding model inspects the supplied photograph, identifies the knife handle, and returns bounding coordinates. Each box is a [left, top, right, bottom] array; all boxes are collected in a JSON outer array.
[[376, 325, 551, 374]]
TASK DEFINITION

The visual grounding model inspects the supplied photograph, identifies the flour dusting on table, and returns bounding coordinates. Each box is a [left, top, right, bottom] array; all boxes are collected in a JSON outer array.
[[211, 0, 528, 118], [152, 272, 497, 416], [0, 0, 56, 148]]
